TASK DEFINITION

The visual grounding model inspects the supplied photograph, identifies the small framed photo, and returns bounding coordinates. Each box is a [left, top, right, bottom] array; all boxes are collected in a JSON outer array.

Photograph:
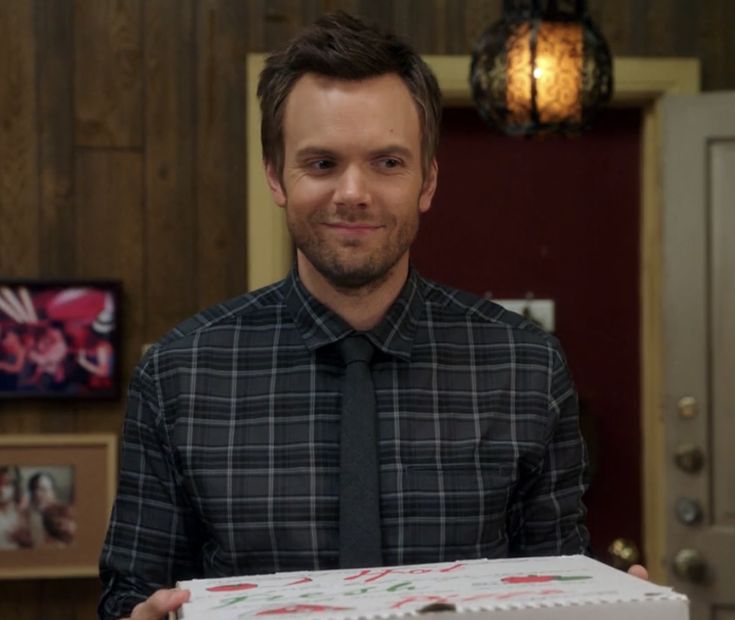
[[0, 281, 121, 399], [0, 434, 117, 579]]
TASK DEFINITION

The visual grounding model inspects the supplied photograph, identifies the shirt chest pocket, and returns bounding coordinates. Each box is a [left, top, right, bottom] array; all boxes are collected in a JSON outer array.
[[393, 464, 515, 559]]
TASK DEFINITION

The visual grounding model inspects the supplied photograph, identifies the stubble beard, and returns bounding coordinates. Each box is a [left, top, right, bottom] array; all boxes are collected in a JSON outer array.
[[286, 204, 420, 293]]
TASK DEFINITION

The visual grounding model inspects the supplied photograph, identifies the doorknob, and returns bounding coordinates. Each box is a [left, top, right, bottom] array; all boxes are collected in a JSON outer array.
[[675, 497, 703, 525], [674, 443, 705, 474], [677, 396, 698, 419], [673, 548, 707, 583], [608, 538, 640, 570]]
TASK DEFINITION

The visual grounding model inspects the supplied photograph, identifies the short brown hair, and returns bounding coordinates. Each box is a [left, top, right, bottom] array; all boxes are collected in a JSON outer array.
[[257, 12, 442, 178]]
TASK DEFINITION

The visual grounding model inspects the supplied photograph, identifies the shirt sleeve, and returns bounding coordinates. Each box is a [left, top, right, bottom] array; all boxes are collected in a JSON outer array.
[[98, 353, 203, 619], [507, 341, 591, 556]]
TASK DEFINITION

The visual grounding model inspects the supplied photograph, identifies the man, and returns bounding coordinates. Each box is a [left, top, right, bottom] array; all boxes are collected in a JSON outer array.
[[100, 12, 638, 620], [0, 467, 29, 549]]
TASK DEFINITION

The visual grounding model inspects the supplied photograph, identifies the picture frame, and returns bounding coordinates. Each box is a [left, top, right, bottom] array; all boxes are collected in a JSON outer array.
[[0, 434, 117, 579], [0, 280, 121, 399]]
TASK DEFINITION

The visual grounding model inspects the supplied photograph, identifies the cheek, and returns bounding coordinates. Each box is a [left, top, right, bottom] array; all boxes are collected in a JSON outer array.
[[384, 184, 425, 218], [287, 179, 333, 212], [385, 174, 424, 201]]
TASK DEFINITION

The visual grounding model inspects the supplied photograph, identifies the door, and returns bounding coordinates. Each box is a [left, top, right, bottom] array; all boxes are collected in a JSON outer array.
[[663, 92, 735, 618], [412, 107, 643, 562]]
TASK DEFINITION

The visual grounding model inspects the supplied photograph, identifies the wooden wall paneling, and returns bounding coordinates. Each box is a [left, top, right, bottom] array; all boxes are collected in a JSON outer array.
[[588, 0, 635, 57], [247, 0, 375, 52], [36, 0, 76, 279], [0, 580, 40, 620], [245, 0, 309, 52], [0, 0, 40, 278], [393, 0, 446, 54], [434, 0, 449, 54], [259, 0, 309, 48], [697, 0, 735, 90], [194, 0, 247, 306], [244, 0, 267, 51], [667, 0, 699, 57], [74, 150, 143, 434], [144, 0, 196, 343], [353, 0, 394, 30], [642, 0, 706, 60], [640, 0, 678, 56], [299, 0, 327, 33], [320, 0, 360, 18], [38, 578, 100, 620], [34, 0, 79, 437], [243, 0, 324, 55], [0, 0, 43, 436], [622, 0, 649, 54], [633, 0, 659, 55], [463, 0, 501, 54], [8, 579, 96, 620], [442, 0, 471, 55], [0, 555, 110, 615], [74, 0, 143, 148]]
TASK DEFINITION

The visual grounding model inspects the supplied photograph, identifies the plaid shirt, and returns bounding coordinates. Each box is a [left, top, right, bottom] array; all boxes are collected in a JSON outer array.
[[98, 268, 589, 618]]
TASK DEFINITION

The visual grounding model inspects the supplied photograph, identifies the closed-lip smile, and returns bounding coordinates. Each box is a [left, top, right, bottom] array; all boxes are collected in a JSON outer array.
[[323, 222, 383, 232]]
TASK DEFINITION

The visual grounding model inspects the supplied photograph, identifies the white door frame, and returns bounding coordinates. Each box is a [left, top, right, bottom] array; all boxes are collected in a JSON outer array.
[[245, 54, 701, 583]]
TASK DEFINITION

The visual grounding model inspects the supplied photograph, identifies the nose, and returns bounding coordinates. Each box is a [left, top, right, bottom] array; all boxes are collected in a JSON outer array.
[[333, 164, 370, 207]]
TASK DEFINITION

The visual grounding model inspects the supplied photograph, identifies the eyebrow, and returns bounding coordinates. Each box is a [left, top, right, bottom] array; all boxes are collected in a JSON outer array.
[[293, 147, 336, 160], [293, 145, 415, 160], [367, 145, 415, 160]]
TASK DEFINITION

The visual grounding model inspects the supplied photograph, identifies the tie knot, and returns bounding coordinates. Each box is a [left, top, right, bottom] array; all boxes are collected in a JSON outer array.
[[337, 335, 374, 365]]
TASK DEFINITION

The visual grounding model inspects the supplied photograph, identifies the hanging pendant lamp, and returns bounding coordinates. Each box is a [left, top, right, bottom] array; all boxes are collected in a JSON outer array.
[[470, 0, 613, 135]]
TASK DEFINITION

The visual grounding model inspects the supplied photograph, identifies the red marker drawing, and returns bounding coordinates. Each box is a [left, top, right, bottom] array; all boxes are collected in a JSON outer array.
[[501, 575, 556, 585], [256, 604, 352, 615], [286, 577, 313, 586], [501, 574, 591, 585], [206, 582, 258, 592]]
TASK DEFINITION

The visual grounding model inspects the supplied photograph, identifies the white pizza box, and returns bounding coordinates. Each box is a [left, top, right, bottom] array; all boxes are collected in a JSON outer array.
[[171, 554, 688, 620]]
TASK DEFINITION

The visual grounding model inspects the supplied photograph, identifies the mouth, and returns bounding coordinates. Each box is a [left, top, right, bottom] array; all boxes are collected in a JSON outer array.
[[323, 222, 384, 235]]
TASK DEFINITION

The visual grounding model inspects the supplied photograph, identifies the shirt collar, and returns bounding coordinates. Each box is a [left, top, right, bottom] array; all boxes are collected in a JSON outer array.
[[282, 265, 424, 361]]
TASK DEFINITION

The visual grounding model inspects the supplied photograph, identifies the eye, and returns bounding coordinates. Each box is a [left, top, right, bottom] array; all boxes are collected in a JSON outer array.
[[310, 159, 335, 171], [378, 157, 402, 169]]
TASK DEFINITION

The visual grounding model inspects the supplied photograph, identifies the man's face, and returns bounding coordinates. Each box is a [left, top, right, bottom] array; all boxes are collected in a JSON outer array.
[[32, 475, 56, 509], [265, 73, 437, 291], [0, 471, 16, 506]]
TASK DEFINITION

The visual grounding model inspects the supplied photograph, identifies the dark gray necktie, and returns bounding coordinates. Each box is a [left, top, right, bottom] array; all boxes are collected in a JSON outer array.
[[337, 334, 383, 568]]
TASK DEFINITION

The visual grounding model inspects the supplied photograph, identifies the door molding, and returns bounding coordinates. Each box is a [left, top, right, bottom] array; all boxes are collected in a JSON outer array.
[[245, 55, 700, 582]]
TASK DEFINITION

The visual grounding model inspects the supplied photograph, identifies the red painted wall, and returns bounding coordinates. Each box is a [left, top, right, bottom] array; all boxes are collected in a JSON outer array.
[[412, 107, 642, 560]]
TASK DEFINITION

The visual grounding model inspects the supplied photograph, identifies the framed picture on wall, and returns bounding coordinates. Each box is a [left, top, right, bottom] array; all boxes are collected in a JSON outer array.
[[0, 434, 117, 579], [0, 281, 121, 398]]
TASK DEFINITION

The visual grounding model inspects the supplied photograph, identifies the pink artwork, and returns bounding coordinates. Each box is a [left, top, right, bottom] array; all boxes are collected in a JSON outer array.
[[0, 283, 120, 398]]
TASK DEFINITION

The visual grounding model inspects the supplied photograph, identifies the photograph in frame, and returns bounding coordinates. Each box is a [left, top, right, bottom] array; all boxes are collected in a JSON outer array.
[[0, 434, 116, 579], [0, 281, 121, 399]]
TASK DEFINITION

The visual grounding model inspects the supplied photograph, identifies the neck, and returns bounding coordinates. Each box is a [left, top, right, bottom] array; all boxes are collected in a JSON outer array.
[[296, 254, 409, 331]]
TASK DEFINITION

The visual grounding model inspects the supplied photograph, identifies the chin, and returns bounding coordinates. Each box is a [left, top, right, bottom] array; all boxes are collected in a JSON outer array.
[[310, 255, 388, 289]]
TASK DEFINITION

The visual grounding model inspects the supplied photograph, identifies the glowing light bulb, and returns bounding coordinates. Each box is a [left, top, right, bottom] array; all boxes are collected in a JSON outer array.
[[533, 67, 543, 79]]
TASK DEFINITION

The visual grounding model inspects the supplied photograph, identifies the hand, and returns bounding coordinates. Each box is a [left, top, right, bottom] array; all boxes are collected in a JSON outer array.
[[627, 564, 649, 580], [122, 589, 190, 620]]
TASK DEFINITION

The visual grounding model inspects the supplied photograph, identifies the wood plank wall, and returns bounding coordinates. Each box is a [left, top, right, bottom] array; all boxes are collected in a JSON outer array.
[[0, 1, 733, 617]]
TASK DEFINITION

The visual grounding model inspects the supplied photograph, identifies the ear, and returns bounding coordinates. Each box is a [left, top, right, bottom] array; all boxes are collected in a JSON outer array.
[[418, 158, 438, 214], [264, 159, 287, 207]]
